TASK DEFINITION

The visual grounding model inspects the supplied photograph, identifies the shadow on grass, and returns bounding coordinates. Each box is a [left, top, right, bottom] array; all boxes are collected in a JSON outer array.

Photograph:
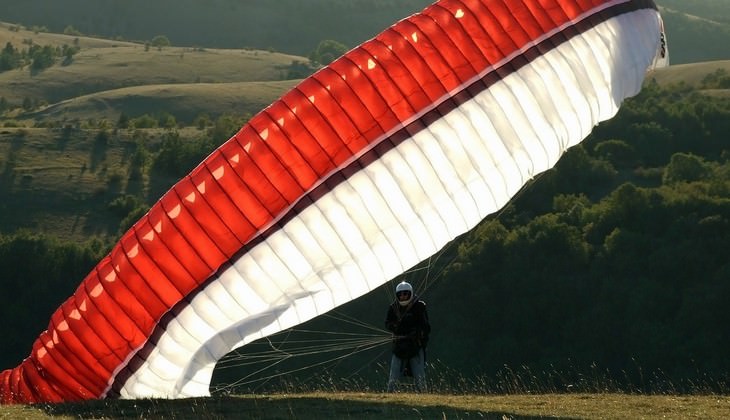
[[33, 395, 575, 419]]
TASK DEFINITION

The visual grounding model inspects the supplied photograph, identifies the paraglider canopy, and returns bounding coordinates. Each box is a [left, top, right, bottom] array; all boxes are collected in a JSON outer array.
[[1, 0, 667, 404]]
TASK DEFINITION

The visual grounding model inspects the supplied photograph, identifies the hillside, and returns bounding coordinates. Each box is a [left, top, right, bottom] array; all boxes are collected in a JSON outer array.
[[659, 7, 730, 64], [0, 23, 305, 242], [28, 80, 299, 124], [0, 0, 432, 55], [658, 0, 730, 24], [650, 59, 730, 86], [0, 46, 303, 104], [0, 22, 307, 106], [0, 21, 137, 48], [2, 1, 730, 64]]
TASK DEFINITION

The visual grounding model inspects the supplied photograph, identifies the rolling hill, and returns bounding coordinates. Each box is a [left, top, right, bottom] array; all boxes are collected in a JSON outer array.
[[0, 21, 306, 104], [650, 59, 730, 86], [0, 23, 306, 242], [0, 45, 303, 104], [27, 80, 299, 124], [0, 21, 306, 127], [0, 0, 433, 55], [1, 16, 728, 243], [2, 1, 730, 64]]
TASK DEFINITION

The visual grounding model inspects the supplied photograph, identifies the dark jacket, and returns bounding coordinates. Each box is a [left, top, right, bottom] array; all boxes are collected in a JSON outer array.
[[385, 297, 430, 359]]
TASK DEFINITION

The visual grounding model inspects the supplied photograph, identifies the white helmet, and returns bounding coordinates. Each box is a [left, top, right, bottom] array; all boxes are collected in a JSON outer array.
[[395, 281, 413, 306]]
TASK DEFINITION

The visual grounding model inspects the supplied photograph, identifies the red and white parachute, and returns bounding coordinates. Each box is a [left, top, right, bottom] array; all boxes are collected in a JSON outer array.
[[1, 0, 667, 403]]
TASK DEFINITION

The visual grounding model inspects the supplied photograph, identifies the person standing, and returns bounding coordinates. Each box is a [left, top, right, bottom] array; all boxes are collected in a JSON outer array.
[[385, 281, 430, 392]]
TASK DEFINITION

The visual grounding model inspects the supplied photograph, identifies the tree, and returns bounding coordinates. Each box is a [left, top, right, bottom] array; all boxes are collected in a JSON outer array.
[[308, 39, 347, 66], [594, 139, 637, 169], [150, 35, 171, 49], [0, 42, 21, 71], [662, 152, 711, 184], [117, 112, 130, 129], [286, 60, 316, 79], [61, 44, 79, 65], [63, 25, 82, 36], [157, 112, 177, 129], [22, 96, 33, 111], [132, 114, 158, 128], [29, 45, 56, 71]]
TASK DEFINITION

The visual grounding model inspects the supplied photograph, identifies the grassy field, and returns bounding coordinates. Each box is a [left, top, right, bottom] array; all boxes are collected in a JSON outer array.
[[0, 45, 303, 104], [650, 59, 730, 86], [0, 22, 302, 240], [0, 126, 222, 240], [2, 392, 730, 419], [0, 47, 302, 112], [0, 21, 137, 49], [28, 80, 299, 125], [0, 21, 306, 111]]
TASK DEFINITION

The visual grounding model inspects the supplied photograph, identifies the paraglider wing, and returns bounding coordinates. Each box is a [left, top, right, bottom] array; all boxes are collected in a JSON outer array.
[[1, 0, 667, 403]]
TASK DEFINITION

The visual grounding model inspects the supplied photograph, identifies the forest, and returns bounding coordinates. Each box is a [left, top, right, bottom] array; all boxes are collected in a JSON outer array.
[[2, 69, 730, 393], [420, 73, 730, 392]]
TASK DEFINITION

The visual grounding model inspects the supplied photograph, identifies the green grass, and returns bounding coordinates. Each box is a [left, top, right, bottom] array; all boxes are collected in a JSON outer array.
[[29, 80, 299, 125], [2, 392, 730, 419], [650, 60, 730, 87], [0, 21, 137, 49], [0, 127, 189, 240], [0, 21, 307, 109], [0, 23, 300, 242], [0, 45, 303, 105]]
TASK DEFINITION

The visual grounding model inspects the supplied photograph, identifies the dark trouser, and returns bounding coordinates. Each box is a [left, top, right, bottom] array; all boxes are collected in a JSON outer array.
[[387, 348, 426, 392]]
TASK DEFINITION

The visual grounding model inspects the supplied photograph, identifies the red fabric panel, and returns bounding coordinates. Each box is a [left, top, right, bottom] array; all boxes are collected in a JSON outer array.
[[280, 88, 353, 166], [395, 20, 462, 95], [25, 343, 67, 401], [158, 193, 226, 273], [108, 243, 169, 320], [263, 102, 336, 178], [10, 366, 33, 403], [80, 277, 145, 347], [325, 60, 401, 138], [422, 7, 486, 79], [188, 164, 255, 243], [48, 309, 110, 381], [247, 113, 319, 190], [133, 221, 200, 295], [173, 178, 242, 258], [59, 299, 121, 373], [313, 68, 388, 142], [90, 265, 155, 336], [34, 331, 98, 398], [375, 28, 447, 107], [0, 369, 10, 403], [72, 288, 130, 362], [119, 229, 186, 308], [296, 77, 369, 154], [208, 146, 273, 230], [352, 43, 422, 122], [235, 124, 305, 205]]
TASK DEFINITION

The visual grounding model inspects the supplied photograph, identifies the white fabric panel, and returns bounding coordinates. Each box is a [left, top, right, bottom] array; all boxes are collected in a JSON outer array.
[[116, 10, 663, 398]]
